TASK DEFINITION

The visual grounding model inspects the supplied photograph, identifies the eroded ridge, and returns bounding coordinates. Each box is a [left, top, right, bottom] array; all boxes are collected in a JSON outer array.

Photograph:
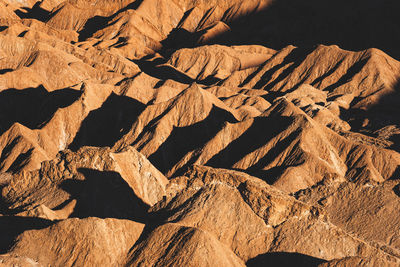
[[1, 0, 400, 266]]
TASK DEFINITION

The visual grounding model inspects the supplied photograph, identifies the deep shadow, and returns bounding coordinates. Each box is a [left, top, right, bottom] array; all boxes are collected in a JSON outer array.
[[206, 116, 295, 172], [0, 86, 81, 136], [162, 0, 400, 60], [389, 166, 400, 181], [205, 115, 303, 184], [17, 30, 28, 37], [393, 184, 400, 197], [125, 187, 211, 258], [0, 139, 20, 172], [244, 129, 303, 183], [78, 15, 110, 42], [133, 57, 223, 86], [261, 91, 286, 104], [338, 78, 400, 153], [165, 6, 205, 49], [161, 28, 201, 54], [77, 0, 144, 41], [323, 58, 369, 92], [0, 216, 53, 254], [253, 46, 315, 90], [14, 2, 51, 22], [7, 148, 34, 174], [236, 43, 370, 96], [146, 106, 237, 175], [359, 88, 400, 133], [132, 58, 194, 84], [246, 252, 326, 267], [0, 68, 13, 74], [69, 93, 145, 151], [60, 168, 149, 222]]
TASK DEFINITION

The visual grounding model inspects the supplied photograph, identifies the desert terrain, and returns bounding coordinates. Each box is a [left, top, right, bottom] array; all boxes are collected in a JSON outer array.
[[1, 0, 400, 266]]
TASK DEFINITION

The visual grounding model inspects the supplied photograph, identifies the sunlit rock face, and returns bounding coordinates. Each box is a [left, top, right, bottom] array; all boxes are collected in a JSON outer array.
[[1, 0, 400, 266]]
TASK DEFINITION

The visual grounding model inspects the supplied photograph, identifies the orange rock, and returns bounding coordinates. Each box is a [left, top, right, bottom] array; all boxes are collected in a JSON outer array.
[[1, 1, 400, 265]]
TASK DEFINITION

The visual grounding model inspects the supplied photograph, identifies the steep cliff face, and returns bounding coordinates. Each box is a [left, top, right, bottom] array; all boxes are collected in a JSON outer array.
[[1, 0, 400, 266]]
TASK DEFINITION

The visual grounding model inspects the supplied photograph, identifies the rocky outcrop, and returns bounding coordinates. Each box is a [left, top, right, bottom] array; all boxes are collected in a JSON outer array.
[[1, 0, 400, 266]]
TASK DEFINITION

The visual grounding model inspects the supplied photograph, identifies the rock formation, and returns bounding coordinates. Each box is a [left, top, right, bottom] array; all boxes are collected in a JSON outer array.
[[1, 0, 400, 266]]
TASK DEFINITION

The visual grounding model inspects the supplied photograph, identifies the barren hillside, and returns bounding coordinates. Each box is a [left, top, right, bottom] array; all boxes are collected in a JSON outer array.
[[1, 0, 400, 266]]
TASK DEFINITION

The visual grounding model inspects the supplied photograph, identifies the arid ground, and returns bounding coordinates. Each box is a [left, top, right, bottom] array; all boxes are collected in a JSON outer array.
[[1, 0, 400, 266]]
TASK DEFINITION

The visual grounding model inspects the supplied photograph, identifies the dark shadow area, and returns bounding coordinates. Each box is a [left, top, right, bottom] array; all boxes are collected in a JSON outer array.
[[244, 129, 302, 184], [146, 106, 237, 175], [162, 0, 400, 60], [389, 166, 400, 181], [393, 184, 400, 197], [69, 93, 145, 151], [0, 216, 53, 253], [0, 68, 13, 74], [338, 78, 400, 154], [239, 61, 270, 88], [148, 187, 204, 225], [7, 148, 34, 174], [160, 22, 230, 58], [132, 58, 194, 84], [78, 15, 110, 42], [77, 0, 144, 41], [206, 116, 294, 174], [133, 57, 223, 86], [246, 252, 326, 267], [253, 46, 315, 90], [0, 86, 81, 136], [160, 6, 205, 52], [125, 186, 211, 258], [161, 28, 201, 54], [359, 91, 400, 132], [60, 168, 149, 222], [201, 75, 223, 86], [236, 44, 370, 98], [14, 2, 51, 22], [205, 116, 303, 184], [261, 91, 286, 104], [0, 139, 19, 172], [323, 58, 369, 92], [17, 30, 28, 37], [125, 188, 207, 256]]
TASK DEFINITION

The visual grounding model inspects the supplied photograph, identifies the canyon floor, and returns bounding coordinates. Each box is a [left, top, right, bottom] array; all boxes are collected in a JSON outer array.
[[1, 0, 400, 266]]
